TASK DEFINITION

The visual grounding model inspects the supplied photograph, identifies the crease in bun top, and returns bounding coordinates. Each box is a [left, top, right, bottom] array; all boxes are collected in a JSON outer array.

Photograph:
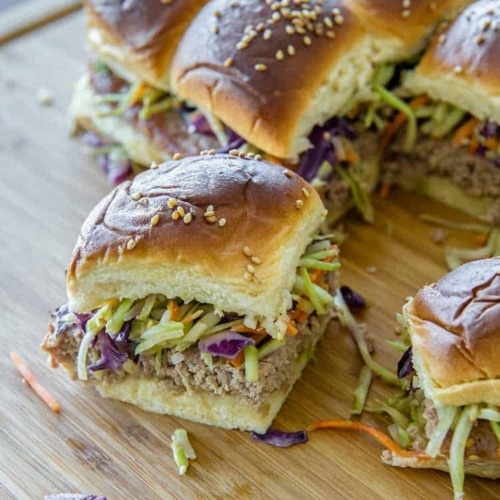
[[381, 0, 500, 223], [41, 153, 341, 432], [382, 258, 500, 498], [72, 0, 469, 223]]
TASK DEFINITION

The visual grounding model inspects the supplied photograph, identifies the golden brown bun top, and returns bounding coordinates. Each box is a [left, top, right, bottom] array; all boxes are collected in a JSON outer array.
[[350, 0, 472, 61], [405, 257, 500, 406], [404, 0, 500, 121], [67, 153, 327, 338], [84, 0, 209, 90], [171, 0, 373, 159]]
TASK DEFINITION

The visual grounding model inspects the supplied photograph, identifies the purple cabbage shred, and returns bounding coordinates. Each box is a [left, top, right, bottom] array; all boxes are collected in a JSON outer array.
[[217, 129, 246, 153], [198, 331, 255, 359], [251, 428, 309, 447], [397, 346, 414, 379], [88, 332, 129, 373], [340, 285, 366, 311], [297, 117, 356, 182]]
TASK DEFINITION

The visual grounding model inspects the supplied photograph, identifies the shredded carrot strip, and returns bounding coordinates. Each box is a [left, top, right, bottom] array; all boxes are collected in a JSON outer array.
[[307, 419, 428, 459], [233, 325, 266, 335], [343, 141, 360, 164], [378, 182, 391, 199], [380, 95, 429, 151], [182, 310, 204, 323], [10, 352, 61, 413], [230, 351, 245, 368], [485, 136, 498, 151], [286, 320, 298, 336], [452, 117, 479, 147], [467, 139, 480, 154], [129, 81, 148, 106], [168, 300, 180, 322]]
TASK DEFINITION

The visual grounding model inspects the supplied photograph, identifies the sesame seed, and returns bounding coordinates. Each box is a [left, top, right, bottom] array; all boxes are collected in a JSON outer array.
[[167, 198, 178, 209], [131, 192, 142, 201], [251, 255, 262, 265], [438, 33, 446, 44], [272, 12, 281, 21], [206, 204, 214, 212], [247, 264, 256, 274], [324, 17, 333, 28], [173, 152, 182, 160], [402, 0, 411, 8], [286, 25, 295, 35], [256, 22, 266, 32], [454, 65, 463, 74], [284, 170, 293, 178], [224, 57, 234, 67], [239, 151, 246, 158], [212, 25, 220, 35], [467, 454, 480, 461], [303, 35, 312, 46], [263, 29, 272, 40], [326, 30, 335, 38], [255, 63, 267, 71], [481, 19, 491, 31], [276, 49, 285, 60], [302, 187, 310, 198], [254, 154, 262, 161], [183, 213, 193, 224], [126, 239, 136, 250], [243, 272, 253, 281], [229, 149, 240, 156], [236, 42, 247, 50], [214, 9, 221, 18], [476, 35, 485, 45], [206, 215, 218, 224], [401, 9, 411, 18], [243, 246, 252, 256], [332, 8, 340, 15], [295, 199, 303, 209], [151, 214, 160, 226], [218, 218, 227, 227], [246, 152, 255, 159], [172, 211, 180, 221], [204, 210, 216, 217], [207, 149, 216, 155], [150, 161, 159, 169], [177, 206, 185, 217], [287, 44, 296, 56]]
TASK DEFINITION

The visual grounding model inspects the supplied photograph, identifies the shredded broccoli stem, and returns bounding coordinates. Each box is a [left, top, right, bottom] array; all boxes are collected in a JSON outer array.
[[333, 290, 407, 388], [258, 339, 285, 360], [351, 365, 373, 415], [171, 428, 196, 475], [373, 83, 417, 151], [445, 229, 500, 270], [448, 405, 477, 500], [106, 298, 133, 334], [336, 167, 374, 223], [426, 406, 458, 457], [491, 421, 500, 443], [244, 345, 259, 383], [419, 214, 490, 234]]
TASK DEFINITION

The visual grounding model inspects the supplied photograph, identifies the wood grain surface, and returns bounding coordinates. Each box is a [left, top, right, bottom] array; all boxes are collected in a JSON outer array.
[[0, 11, 499, 500]]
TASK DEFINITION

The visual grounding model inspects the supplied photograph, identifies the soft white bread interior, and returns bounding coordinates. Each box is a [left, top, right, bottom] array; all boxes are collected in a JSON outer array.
[[67, 154, 327, 338], [382, 450, 500, 478], [350, 0, 471, 62], [404, 0, 500, 122], [403, 257, 500, 407], [170, 0, 375, 160], [84, 0, 210, 91]]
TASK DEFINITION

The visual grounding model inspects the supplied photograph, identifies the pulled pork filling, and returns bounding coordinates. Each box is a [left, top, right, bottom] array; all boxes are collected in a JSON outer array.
[[42, 238, 339, 406]]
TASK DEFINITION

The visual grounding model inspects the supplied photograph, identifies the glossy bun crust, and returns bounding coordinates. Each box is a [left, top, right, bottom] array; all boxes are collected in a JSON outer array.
[[170, 0, 374, 159], [67, 154, 326, 338], [404, 257, 500, 406], [404, 0, 500, 122], [84, 0, 210, 90]]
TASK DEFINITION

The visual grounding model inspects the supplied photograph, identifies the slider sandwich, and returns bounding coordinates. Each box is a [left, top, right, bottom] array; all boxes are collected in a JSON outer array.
[[42, 153, 340, 432], [73, 0, 466, 221], [383, 258, 500, 498], [381, 0, 500, 222]]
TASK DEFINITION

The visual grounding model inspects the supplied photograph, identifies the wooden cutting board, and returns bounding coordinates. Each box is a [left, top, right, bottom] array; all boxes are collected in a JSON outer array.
[[1, 11, 499, 500]]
